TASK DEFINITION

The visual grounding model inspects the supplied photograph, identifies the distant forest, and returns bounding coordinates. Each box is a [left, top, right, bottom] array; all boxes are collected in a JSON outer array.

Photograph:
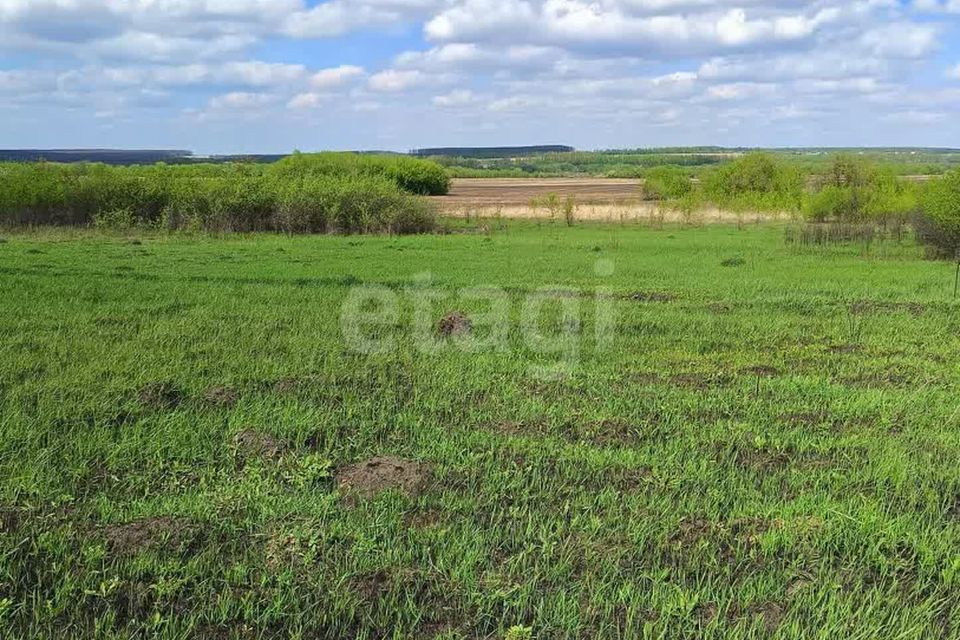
[[411, 146, 575, 158]]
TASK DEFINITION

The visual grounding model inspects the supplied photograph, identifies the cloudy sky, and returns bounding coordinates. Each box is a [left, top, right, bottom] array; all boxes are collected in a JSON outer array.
[[1, 0, 958, 153]]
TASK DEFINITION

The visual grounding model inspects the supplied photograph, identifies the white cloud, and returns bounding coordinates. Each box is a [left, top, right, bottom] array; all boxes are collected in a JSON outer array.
[[311, 64, 365, 89], [283, 0, 443, 37], [881, 109, 946, 124], [368, 69, 427, 92], [432, 89, 474, 107], [705, 82, 776, 101], [0, 0, 958, 150], [860, 23, 938, 59], [488, 95, 541, 112], [914, 0, 960, 14], [208, 91, 274, 110], [223, 61, 306, 85], [425, 1, 840, 56], [56, 60, 307, 91], [287, 92, 325, 109]]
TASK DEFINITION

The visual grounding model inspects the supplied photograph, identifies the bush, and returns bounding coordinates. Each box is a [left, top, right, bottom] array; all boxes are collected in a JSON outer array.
[[915, 170, 960, 257], [805, 155, 919, 224], [0, 160, 437, 235], [703, 152, 803, 213], [268, 152, 450, 195], [642, 166, 693, 201], [805, 185, 857, 222]]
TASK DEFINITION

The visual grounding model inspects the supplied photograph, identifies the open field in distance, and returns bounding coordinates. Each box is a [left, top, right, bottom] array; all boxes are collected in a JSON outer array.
[[437, 179, 788, 221]]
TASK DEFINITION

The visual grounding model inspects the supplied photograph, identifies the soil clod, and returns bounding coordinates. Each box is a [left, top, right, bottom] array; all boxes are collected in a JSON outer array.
[[203, 385, 239, 407], [437, 312, 472, 337], [337, 456, 428, 499], [627, 291, 676, 302], [104, 516, 195, 555], [138, 382, 183, 410], [233, 428, 287, 461]]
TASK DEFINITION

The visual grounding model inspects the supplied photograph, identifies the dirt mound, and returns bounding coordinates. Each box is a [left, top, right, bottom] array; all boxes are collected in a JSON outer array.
[[403, 508, 442, 529], [138, 382, 183, 410], [437, 312, 472, 337], [233, 428, 286, 461], [337, 456, 428, 499], [104, 516, 195, 555], [730, 602, 786, 632], [203, 385, 239, 407], [273, 377, 301, 394], [627, 291, 676, 303], [0, 507, 20, 534], [850, 300, 924, 316], [741, 365, 780, 377]]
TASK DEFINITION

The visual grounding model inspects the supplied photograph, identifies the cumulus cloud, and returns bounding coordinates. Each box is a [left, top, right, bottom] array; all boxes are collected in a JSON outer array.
[[282, 0, 444, 37], [914, 0, 960, 14], [488, 95, 542, 112], [311, 65, 365, 89], [424, 1, 842, 56], [0, 0, 957, 149], [368, 69, 428, 92], [432, 89, 475, 106], [860, 23, 938, 59], [208, 91, 274, 110], [287, 92, 326, 110]]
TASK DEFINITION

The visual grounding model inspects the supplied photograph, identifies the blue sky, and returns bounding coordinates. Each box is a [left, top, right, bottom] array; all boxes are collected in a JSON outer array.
[[0, 0, 958, 153]]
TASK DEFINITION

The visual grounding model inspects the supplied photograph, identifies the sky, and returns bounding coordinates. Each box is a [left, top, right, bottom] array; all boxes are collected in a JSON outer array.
[[0, 0, 958, 154]]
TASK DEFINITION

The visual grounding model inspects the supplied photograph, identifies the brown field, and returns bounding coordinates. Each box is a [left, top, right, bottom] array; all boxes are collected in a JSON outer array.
[[438, 178, 643, 206], [434, 178, 789, 222]]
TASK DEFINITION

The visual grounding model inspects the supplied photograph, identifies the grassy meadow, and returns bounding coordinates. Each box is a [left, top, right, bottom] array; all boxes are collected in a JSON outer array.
[[1, 221, 960, 638]]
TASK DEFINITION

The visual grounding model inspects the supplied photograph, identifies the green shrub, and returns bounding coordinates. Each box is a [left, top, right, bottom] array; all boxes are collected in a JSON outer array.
[[642, 166, 693, 200], [268, 152, 450, 195], [0, 160, 437, 235], [805, 156, 919, 224], [93, 208, 138, 230], [916, 170, 960, 257], [703, 152, 803, 213], [805, 185, 857, 222]]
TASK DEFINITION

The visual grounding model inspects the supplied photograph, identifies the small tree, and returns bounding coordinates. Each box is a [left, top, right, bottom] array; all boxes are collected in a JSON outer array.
[[703, 152, 803, 214], [916, 169, 960, 257], [642, 166, 693, 201]]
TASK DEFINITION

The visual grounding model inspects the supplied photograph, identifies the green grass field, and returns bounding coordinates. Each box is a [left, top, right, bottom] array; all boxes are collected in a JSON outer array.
[[2, 222, 960, 639]]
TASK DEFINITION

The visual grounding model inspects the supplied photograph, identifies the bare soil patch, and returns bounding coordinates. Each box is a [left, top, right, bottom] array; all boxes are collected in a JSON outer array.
[[0, 507, 21, 534], [625, 291, 677, 303], [337, 456, 428, 499], [437, 311, 472, 337], [730, 601, 787, 632], [741, 365, 780, 378], [138, 382, 183, 410], [273, 377, 301, 394], [104, 516, 196, 555], [203, 385, 239, 407], [849, 300, 925, 316], [441, 178, 642, 206], [670, 372, 733, 390], [403, 508, 443, 529], [233, 428, 287, 461]]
